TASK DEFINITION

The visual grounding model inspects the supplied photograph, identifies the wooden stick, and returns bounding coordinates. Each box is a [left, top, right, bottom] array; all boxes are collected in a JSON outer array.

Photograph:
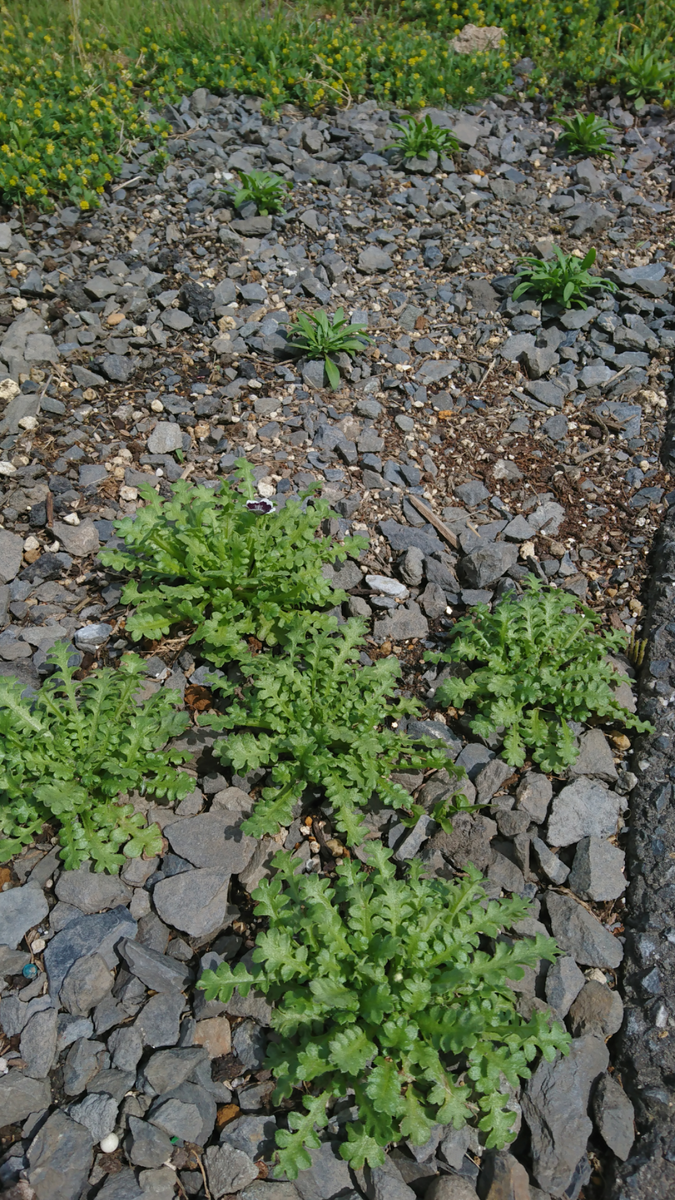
[[406, 494, 459, 550]]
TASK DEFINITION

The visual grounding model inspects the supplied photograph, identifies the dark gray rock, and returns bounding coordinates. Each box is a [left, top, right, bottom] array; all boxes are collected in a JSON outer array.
[[153, 867, 234, 939], [364, 1154, 416, 1200], [358, 247, 393, 273], [127, 1116, 173, 1168], [108, 1025, 144, 1072], [241, 1185, 300, 1200], [143, 1046, 208, 1095], [60, 951, 114, 1015], [523, 1034, 609, 1197], [294, 1140, 354, 1200], [372, 600, 429, 644], [568, 836, 626, 901], [101, 354, 135, 383], [460, 543, 519, 588], [205, 1143, 259, 1196], [220, 1114, 277, 1160], [515, 772, 552, 823], [455, 480, 489, 507], [135, 990, 185, 1048], [233, 1019, 267, 1070], [96, 1169, 144, 1199], [165, 812, 257, 873], [27, 1110, 93, 1200], [547, 778, 621, 847], [455, 743, 494, 779], [55, 864, 132, 913], [532, 836, 569, 885], [400, 545, 425, 586], [63, 1037, 108, 1096], [0, 882, 48, 948], [0, 1072, 51, 1127], [44, 905, 136, 998], [149, 1079, 216, 1145], [406, 719, 462, 759], [545, 955, 586, 1017], [428, 812, 496, 872], [19, 1007, 57, 1079], [0, 529, 24, 584], [474, 758, 514, 803], [68, 1091, 118, 1141], [120, 939, 192, 993], [592, 1074, 634, 1160], [567, 729, 618, 783], [419, 581, 447, 618], [424, 1178, 478, 1200], [568, 980, 624, 1038], [546, 893, 623, 968], [378, 519, 443, 557]]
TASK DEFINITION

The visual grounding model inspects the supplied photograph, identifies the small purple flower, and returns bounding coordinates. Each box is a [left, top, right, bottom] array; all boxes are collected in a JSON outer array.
[[246, 498, 276, 514]]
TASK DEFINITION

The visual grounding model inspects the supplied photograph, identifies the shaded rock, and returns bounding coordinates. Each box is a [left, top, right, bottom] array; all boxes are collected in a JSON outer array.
[[407, 719, 462, 759], [19, 1007, 57, 1079], [97, 1168, 144, 1199], [546, 893, 623, 968], [428, 1173, 477, 1198], [532, 836, 569, 886], [428, 812, 496, 872], [515, 772, 552, 824], [460, 543, 518, 588], [205, 1143, 258, 1197], [135, 990, 185, 1048], [0, 1073, 51, 1127], [241, 1186, 300, 1200], [568, 980, 624, 1039], [477, 1151, 530, 1200], [55, 864, 132, 914], [474, 758, 514, 803], [143, 1047, 208, 1095], [523, 1034, 609, 1198], [166, 813, 257, 873], [63, 1037, 108, 1096], [372, 600, 429, 644], [547, 779, 621, 847], [220, 1114, 277, 1160], [568, 836, 626, 902], [149, 1097, 202, 1143], [592, 1074, 634, 1161], [420, 580, 447, 618], [0, 529, 24, 584], [60, 952, 113, 1015], [568, 729, 618, 783], [68, 1091, 118, 1141], [127, 1116, 173, 1169], [364, 1154, 416, 1200], [149, 1081, 216, 1145], [0, 883, 48, 949], [107, 1025, 144, 1072], [27, 1110, 93, 1200], [233, 1019, 267, 1070], [52, 519, 100, 557], [545, 956, 586, 1017], [119, 939, 192, 993], [153, 867, 235, 939]]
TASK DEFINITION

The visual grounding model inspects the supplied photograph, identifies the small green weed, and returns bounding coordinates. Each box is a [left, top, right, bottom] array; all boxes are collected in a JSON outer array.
[[614, 43, 674, 109], [200, 617, 453, 844], [229, 169, 292, 215], [0, 643, 192, 872], [287, 308, 371, 389], [428, 576, 652, 773], [557, 111, 615, 157], [198, 843, 569, 1176], [512, 246, 616, 310], [388, 113, 458, 159], [100, 460, 367, 665]]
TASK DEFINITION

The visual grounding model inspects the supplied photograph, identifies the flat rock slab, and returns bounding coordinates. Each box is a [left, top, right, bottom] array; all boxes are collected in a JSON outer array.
[[546, 892, 623, 968], [165, 812, 257, 873], [0, 881, 48, 948], [547, 777, 622, 847], [0, 1071, 52, 1128], [44, 905, 137, 997], [152, 867, 234, 938], [27, 1109, 93, 1200]]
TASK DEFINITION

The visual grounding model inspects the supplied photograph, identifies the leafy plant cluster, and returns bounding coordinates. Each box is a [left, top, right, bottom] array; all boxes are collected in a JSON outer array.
[[0, 642, 192, 871], [228, 169, 292, 215], [2, 0, 673, 209], [199, 843, 569, 1177], [429, 576, 652, 773], [100, 459, 367, 664], [287, 308, 372, 389], [513, 245, 616, 310], [388, 114, 459, 160], [557, 111, 616, 157], [200, 616, 453, 844]]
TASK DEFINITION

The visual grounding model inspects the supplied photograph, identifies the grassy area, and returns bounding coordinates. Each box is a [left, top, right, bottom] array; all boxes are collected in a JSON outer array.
[[0, 0, 673, 211]]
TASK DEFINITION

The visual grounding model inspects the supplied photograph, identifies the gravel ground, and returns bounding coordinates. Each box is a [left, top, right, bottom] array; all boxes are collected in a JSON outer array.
[[0, 87, 674, 1200]]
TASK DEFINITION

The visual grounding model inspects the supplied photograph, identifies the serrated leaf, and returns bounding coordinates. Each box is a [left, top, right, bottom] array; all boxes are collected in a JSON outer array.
[[365, 1060, 405, 1117], [339, 1123, 386, 1169], [329, 1026, 376, 1075]]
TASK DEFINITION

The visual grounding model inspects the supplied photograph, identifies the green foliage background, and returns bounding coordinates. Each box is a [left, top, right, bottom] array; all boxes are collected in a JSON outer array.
[[0, 0, 672, 209]]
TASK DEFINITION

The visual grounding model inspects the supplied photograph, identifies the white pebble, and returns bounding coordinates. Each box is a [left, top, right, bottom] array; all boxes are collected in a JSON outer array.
[[99, 1133, 119, 1154], [0, 1058, 8, 1075]]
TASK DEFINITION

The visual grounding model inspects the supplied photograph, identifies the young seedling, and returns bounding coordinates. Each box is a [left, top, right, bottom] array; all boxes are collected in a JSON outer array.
[[228, 169, 292, 215], [198, 844, 569, 1177], [427, 575, 652, 772], [287, 307, 371, 388], [614, 43, 674, 110], [512, 245, 616, 310], [388, 113, 459, 160], [557, 111, 616, 157]]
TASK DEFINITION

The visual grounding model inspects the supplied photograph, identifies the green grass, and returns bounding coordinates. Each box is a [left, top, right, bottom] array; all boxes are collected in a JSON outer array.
[[0, 0, 673, 211]]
